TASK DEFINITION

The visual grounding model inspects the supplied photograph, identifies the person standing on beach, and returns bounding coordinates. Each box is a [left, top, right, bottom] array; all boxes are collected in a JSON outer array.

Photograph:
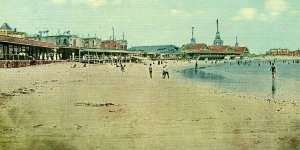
[[149, 64, 153, 78], [162, 65, 169, 79], [121, 64, 125, 75], [195, 61, 198, 69], [270, 63, 276, 79]]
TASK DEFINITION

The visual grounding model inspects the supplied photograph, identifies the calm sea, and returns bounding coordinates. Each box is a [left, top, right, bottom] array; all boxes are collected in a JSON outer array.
[[180, 60, 300, 102]]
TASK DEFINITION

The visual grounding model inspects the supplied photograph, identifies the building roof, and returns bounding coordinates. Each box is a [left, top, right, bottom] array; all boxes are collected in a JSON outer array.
[[180, 43, 207, 51], [234, 47, 249, 54], [0, 35, 58, 49], [208, 45, 232, 52], [0, 23, 13, 30], [128, 45, 179, 53]]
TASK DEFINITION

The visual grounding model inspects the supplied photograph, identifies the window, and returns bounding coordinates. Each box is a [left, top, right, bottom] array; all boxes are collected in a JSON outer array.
[[63, 39, 67, 45]]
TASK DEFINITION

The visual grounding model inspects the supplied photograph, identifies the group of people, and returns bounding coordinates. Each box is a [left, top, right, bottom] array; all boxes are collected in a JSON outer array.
[[148, 63, 169, 79]]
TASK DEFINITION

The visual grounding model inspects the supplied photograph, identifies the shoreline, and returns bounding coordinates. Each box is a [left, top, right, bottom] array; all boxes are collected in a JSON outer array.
[[0, 62, 299, 149], [175, 60, 300, 104]]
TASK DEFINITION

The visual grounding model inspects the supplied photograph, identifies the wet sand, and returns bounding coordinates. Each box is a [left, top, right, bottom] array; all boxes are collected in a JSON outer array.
[[0, 62, 299, 150]]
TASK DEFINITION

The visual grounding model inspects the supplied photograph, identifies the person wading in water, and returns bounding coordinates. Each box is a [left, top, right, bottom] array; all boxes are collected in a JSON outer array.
[[270, 63, 276, 79]]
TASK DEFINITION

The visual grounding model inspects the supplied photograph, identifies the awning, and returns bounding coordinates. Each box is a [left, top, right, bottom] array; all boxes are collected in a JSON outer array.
[[0, 35, 58, 49]]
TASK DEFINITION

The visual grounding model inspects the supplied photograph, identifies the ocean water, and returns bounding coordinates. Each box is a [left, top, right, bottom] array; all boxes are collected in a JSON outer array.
[[180, 60, 300, 102]]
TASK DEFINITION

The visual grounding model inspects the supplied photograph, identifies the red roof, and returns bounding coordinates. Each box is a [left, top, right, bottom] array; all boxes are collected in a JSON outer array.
[[234, 47, 249, 54], [182, 44, 208, 53], [193, 44, 206, 50], [208, 45, 231, 52], [0, 35, 57, 49]]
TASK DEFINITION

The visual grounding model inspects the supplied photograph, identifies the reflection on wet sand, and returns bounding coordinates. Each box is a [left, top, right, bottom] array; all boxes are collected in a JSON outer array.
[[272, 78, 276, 99]]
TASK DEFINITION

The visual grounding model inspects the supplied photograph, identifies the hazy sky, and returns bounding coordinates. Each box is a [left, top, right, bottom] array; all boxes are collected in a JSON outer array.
[[1, 0, 299, 53]]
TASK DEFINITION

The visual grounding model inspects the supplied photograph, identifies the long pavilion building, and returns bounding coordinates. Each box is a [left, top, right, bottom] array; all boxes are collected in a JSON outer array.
[[180, 19, 249, 60]]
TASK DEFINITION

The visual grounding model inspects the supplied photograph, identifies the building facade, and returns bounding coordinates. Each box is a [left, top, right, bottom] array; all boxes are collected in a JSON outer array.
[[290, 50, 300, 56], [0, 23, 27, 39], [269, 48, 289, 56], [82, 37, 101, 48], [181, 43, 249, 60], [100, 40, 127, 50], [128, 45, 180, 59], [0, 35, 58, 61]]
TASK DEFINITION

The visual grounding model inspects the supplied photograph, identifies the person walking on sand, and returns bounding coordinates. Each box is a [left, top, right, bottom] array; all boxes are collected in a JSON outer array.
[[270, 63, 276, 79], [121, 64, 125, 75], [162, 65, 169, 79], [149, 64, 153, 78]]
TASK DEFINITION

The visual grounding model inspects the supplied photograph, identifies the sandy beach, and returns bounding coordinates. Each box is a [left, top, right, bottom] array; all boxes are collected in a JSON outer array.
[[0, 62, 299, 150]]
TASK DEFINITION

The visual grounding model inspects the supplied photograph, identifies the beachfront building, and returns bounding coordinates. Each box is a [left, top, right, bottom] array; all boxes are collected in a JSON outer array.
[[233, 47, 250, 56], [233, 36, 250, 56], [116, 40, 128, 50], [181, 43, 242, 60], [266, 48, 300, 57], [128, 45, 180, 60], [79, 48, 141, 64], [100, 39, 127, 50], [0, 23, 27, 39], [27, 33, 86, 60], [289, 50, 300, 57], [0, 35, 58, 61], [182, 45, 249, 60], [268, 48, 289, 56], [82, 37, 101, 48], [181, 22, 250, 60], [27, 34, 84, 47]]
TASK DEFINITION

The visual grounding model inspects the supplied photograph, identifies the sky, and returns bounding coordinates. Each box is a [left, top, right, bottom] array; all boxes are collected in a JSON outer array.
[[1, 0, 300, 54]]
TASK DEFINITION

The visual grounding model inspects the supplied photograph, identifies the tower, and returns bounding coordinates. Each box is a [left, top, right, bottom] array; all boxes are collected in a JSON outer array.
[[213, 19, 223, 46], [235, 36, 239, 47], [112, 27, 115, 41], [190, 27, 196, 44]]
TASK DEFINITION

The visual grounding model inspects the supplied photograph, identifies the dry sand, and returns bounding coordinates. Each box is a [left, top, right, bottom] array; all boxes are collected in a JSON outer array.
[[0, 62, 299, 150]]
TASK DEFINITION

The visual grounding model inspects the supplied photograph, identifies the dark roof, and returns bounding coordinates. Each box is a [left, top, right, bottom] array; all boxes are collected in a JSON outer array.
[[128, 45, 179, 53], [0, 35, 58, 49], [0, 23, 13, 30], [82, 37, 100, 40]]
